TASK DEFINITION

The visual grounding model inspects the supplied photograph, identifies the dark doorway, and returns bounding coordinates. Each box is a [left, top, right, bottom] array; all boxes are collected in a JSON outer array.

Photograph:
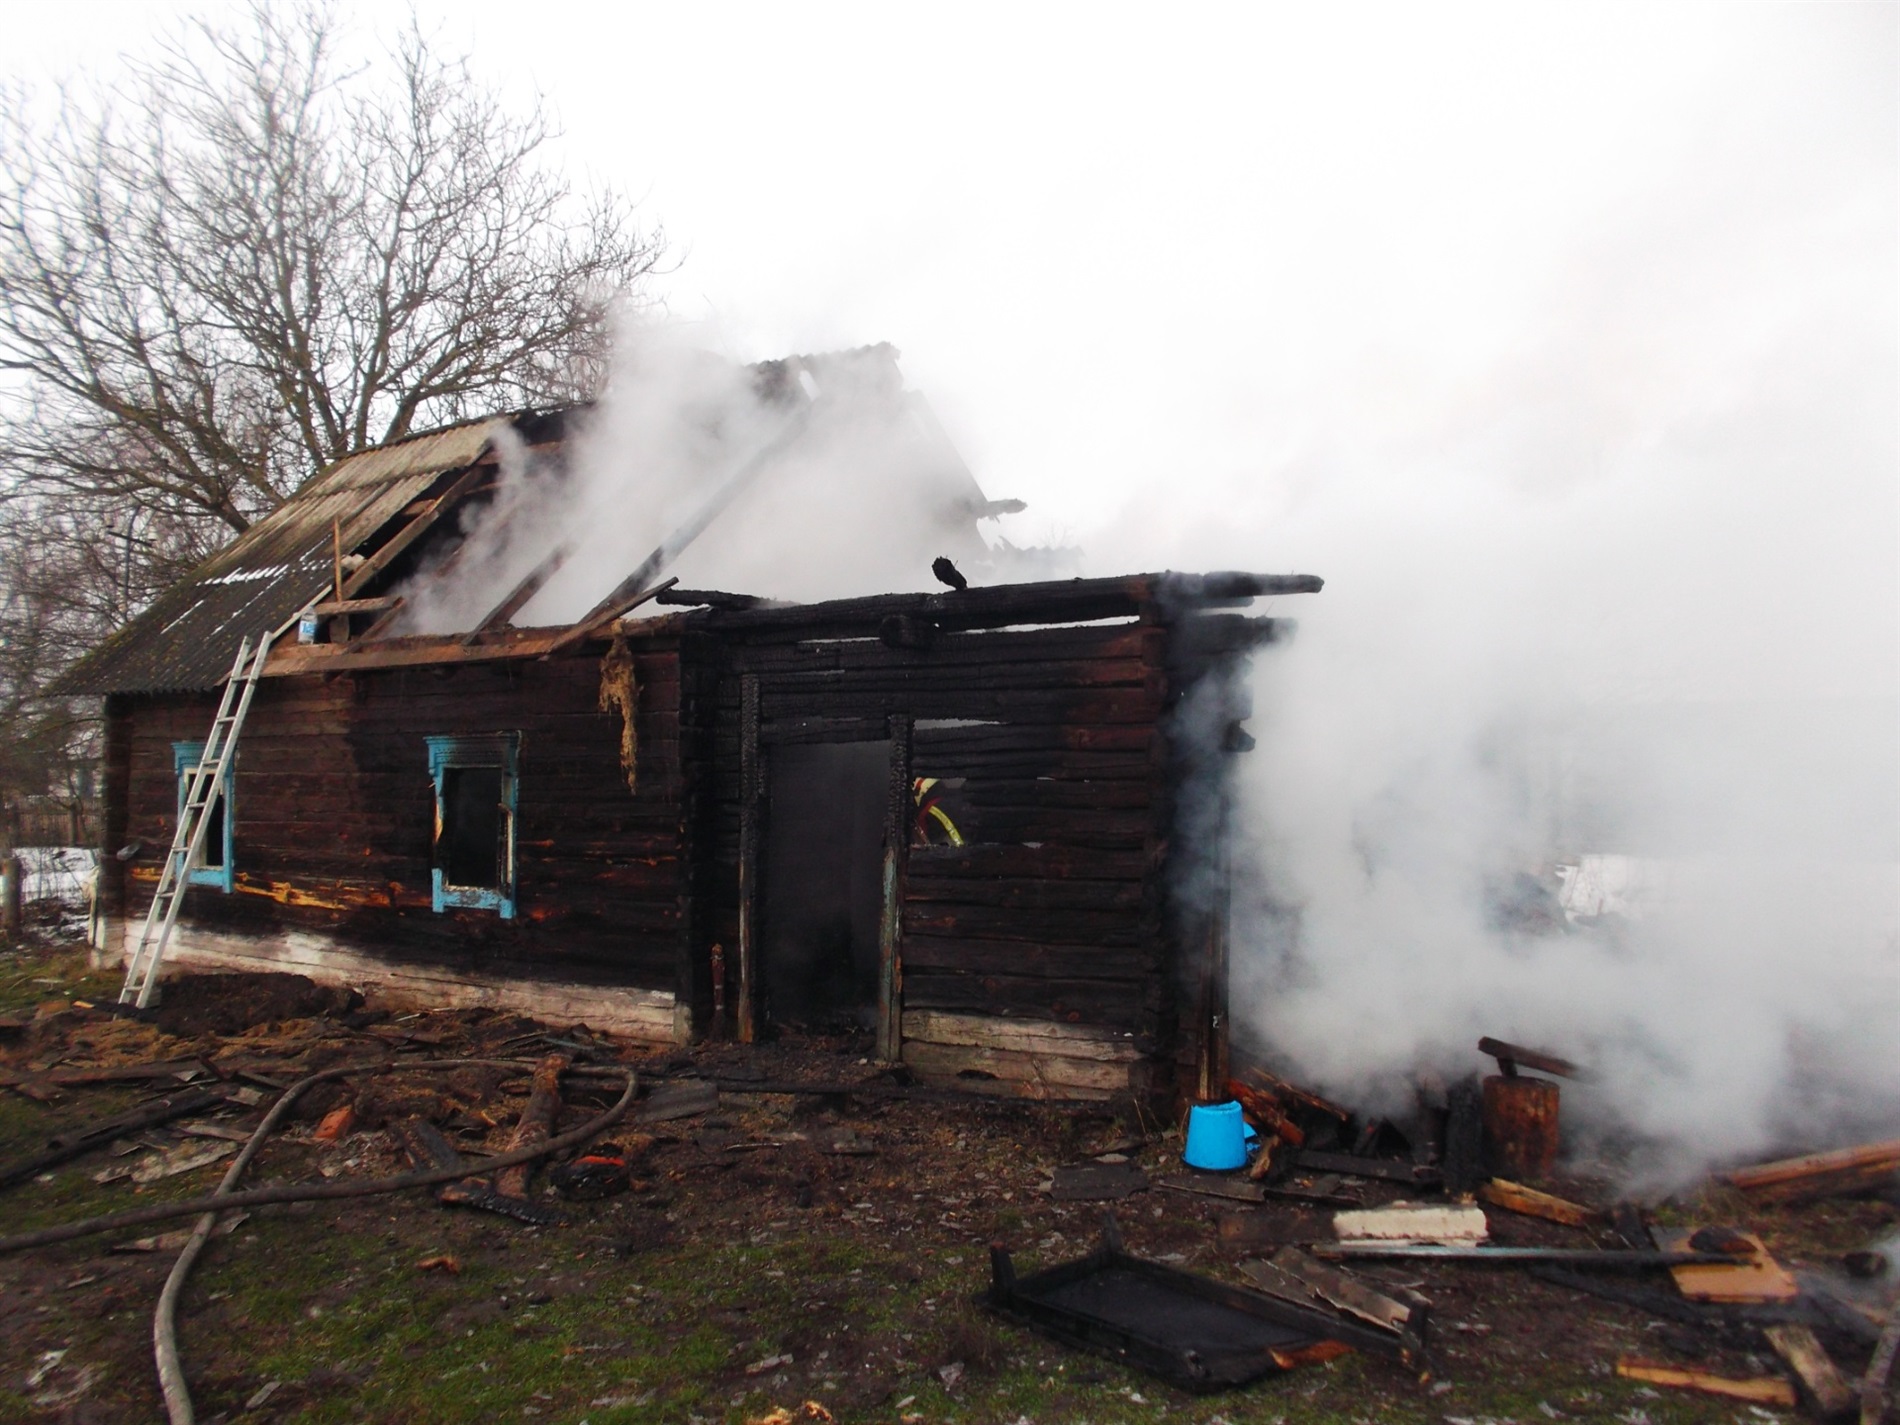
[[759, 740, 889, 1032]]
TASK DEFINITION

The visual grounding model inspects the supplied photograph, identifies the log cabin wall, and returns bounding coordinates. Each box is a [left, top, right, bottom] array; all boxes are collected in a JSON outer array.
[[690, 612, 1185, 1101], [104, 643, 690, 1038]]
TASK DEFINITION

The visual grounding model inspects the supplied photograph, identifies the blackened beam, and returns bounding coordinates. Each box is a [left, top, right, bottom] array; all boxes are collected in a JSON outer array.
[[340, 459, 496, 599], [542, 577, 680, 656], [259, 570, 1322, 677], [697, 571, 1322, 639], [463, 540, 576, 645], [655, 588, 771, 611], [552, 407, 814, 649]]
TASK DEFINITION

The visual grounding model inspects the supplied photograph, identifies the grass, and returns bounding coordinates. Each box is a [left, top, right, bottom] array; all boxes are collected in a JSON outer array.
[[0, 938, 1802, 1423]]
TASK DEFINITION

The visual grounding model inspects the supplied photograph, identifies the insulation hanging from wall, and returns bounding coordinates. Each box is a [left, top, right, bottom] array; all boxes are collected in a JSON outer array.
[[598, 634, 638, 795]]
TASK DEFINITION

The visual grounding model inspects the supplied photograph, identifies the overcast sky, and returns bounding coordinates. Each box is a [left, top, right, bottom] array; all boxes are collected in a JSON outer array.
[[9, 2, 1897, 703]]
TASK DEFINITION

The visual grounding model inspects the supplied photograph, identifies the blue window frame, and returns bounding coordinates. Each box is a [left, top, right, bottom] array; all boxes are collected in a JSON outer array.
[[171, 742, 235, 892], [425, 733, 519, 918]]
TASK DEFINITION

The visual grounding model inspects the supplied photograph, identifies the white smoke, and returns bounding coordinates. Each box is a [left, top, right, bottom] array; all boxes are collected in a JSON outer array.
[[1085, 6, 1898, 1180], [396, 322, 1013, 635]]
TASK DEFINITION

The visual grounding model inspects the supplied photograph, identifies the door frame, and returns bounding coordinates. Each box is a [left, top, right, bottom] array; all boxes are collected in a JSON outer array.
[[733, 687, 912, 1059]]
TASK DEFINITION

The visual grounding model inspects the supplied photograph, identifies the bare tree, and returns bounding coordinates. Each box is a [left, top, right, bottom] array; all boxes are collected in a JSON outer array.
[[0, 1, 662, 827], [0, 1, 662, 537]]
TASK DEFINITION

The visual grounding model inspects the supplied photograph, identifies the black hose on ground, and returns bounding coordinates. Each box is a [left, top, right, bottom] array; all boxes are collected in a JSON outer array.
[[138, 1057, 633, 1425]]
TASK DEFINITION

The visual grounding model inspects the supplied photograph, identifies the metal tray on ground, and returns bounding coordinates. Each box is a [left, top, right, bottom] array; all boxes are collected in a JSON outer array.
[[983, 1215, 1412, 1393]]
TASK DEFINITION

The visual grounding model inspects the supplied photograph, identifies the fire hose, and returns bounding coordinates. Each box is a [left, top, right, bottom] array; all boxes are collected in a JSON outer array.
[[0, 1058, 636, 1425]]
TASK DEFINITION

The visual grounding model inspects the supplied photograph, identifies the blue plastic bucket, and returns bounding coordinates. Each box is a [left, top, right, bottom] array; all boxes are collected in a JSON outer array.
[[1183, 1101, 1255, 1171]]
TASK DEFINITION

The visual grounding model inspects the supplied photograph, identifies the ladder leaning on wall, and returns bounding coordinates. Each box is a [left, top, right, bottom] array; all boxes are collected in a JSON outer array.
[[119, 634, 275, 1007]]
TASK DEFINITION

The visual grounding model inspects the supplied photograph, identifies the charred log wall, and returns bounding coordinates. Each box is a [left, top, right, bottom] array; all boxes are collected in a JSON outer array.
[[692, 620, 1178, 1061], [110, 646, 686, 990]]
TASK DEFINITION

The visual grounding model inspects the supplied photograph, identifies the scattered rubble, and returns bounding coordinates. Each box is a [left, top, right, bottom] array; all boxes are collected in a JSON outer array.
[[0, 965, 1894, 1421]]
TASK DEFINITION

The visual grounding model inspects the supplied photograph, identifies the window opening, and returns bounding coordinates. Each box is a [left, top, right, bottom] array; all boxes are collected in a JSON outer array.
[[425, 733, 519, 917], [171, 742, 235, 892]]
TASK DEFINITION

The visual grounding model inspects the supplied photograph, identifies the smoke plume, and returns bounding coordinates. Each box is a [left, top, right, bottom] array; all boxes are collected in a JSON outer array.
[[1088, 10, 1897, 1181]]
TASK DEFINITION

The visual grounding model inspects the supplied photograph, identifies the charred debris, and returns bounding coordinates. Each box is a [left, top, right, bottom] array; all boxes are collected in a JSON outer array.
[[1, 978, 1896, 1420]]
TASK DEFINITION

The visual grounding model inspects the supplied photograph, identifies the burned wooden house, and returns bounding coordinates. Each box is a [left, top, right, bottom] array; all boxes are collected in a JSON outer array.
[[59, 346, 1321, 1104]]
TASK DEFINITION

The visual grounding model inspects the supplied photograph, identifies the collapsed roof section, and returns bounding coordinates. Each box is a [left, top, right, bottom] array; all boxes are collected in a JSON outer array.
[[57, 345, 1031, 695], [55, 417, 508, 694]]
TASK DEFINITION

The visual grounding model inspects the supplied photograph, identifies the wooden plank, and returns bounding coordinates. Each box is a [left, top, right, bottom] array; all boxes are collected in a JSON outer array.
[[901, 904, 1146, 945], [899, 1039, 1136, 1095], [340, 459, 494, 598], [1761, 1323, 1855, 1417], [1723, 1138, 1900, 1203], [901, 935, 1158, 982], [1614, 1359, 1795, 1407], [906, 844, 1152, 881], [1478, 1036, 1580, 1079], [877, 714, 911, 1063], [735, 673, 761, 1044], [543, 577, 680, 656], [1652, 1228, 1799, 1303], [900, 1009, 1141, 1060], [1241, 1247, 1426, 1347], [465, 540, 576, 640], [901, 971, 1149, 1027], [1478, 1179, 1605, 1229], [904, 875, 1145, 912], [311, 596, 401, 616]]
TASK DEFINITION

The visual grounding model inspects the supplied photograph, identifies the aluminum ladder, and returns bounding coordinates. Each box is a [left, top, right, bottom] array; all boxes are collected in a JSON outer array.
[[120, 633, 274, 1007]]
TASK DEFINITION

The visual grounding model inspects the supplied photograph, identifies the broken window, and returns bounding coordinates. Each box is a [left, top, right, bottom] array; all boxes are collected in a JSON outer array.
[[171, 742, 234, 892], [425, 733, 519, 918]]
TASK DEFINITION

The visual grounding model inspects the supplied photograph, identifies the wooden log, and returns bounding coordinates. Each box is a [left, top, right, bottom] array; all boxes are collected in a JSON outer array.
[[1482, 1073, 1560, 1179], [1224, 1079, 1305, 1146], [494, 1053, 567, 1200], [310, 596, 402, 616], [903, 875, 1145, 912], [1478, 1179, 1605, 1230], [900, 935, 1158, 982], [0, 855, 18, 941], [1761, 1323, 1855, 1418], [898, 1040, 1137, 1095], [340, 459, 495, 598], [543, 577, 681, 656], [465, 540, 576, 641], [1478, 1036, 1580, 1080], [901, 1010, 1142, 1061], [1723, 1138, 1900, 1204], [1614, 1359, 1795, 1407], [1240, 1067, 1351, 1123]]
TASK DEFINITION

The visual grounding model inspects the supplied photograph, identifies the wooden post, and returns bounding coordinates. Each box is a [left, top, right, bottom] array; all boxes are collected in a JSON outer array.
[[1195, 785, 1233, 1103], [735, 674, 761, 1044], [0, 854, 20, 942], [877, 714, 913, 1064]]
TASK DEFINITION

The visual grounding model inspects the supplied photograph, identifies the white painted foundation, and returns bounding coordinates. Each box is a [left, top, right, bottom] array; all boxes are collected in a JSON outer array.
[[96, 918, 685, 1044]]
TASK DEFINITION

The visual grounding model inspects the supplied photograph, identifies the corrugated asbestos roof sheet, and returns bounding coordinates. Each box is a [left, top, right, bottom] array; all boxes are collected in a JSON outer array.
[[55, 418, 506, 695]]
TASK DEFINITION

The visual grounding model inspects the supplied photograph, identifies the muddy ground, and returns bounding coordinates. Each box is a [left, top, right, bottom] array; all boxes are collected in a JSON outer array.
[[0, 937, 1893, 1425]]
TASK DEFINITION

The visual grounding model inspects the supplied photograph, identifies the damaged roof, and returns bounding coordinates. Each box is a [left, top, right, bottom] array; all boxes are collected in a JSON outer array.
[[57, 343, 996, 696], [54, 417, 510, 695]]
